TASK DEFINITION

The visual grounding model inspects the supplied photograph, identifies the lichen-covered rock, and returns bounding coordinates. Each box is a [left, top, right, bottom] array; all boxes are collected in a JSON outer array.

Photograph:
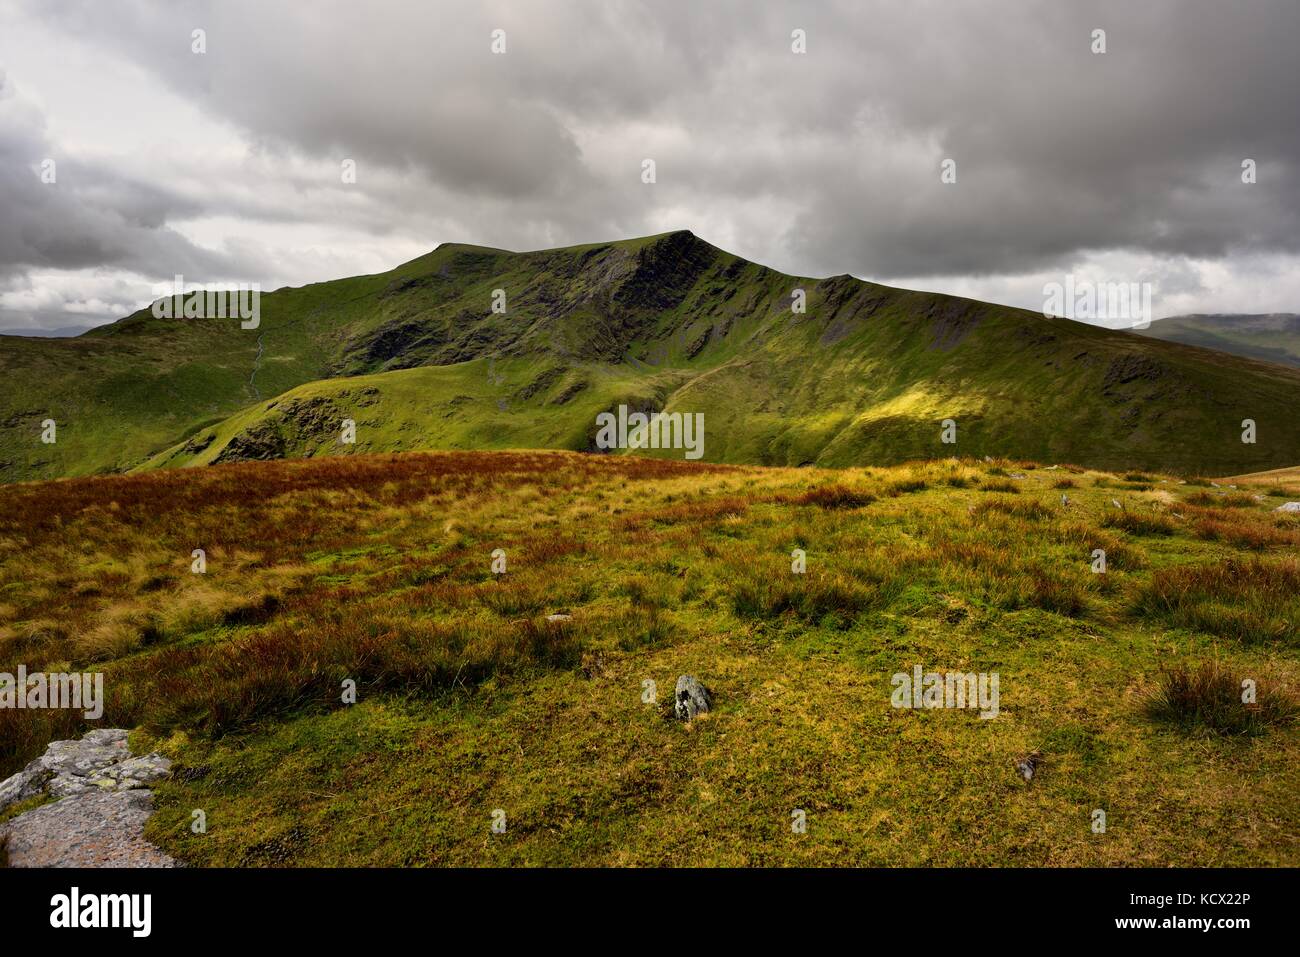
[[0, 762, 49, 812], [1274, 502, 1300, 513], [674, 675, 712, 721], [105, 754, 172, 789], [0, 729, 175, 868]]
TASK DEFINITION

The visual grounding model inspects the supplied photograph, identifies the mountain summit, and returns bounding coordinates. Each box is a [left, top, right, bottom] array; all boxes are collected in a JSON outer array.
[[2, 231, 1298, 482]]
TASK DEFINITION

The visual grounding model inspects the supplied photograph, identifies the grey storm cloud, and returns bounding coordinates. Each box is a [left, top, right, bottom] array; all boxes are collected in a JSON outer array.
[[0, 74, 240, 281], [1, 0, 1298, 329]]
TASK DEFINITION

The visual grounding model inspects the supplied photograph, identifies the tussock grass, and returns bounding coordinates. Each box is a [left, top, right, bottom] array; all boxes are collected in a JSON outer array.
[[979, 479, 1020, 493], [789, 485, 876, 509], [1147, 660, 1296, 735], [1101, 510, 1177, 536], [884, 479, 928, 496], [138, 610, 585, 734], [730, 570, 888, 624], [973, 496, 1054, 521], [1134, 559, 1300, 644], [1193, 514, 1300, 550]]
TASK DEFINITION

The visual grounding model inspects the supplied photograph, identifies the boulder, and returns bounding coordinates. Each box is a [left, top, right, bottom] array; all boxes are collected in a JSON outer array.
[[674, 675, 712, 721]]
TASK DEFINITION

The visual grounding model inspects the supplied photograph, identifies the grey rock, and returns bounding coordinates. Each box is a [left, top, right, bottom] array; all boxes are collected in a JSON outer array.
[[1275, 502, 1300, 513], [0, 729, 174, 868], [0, 789, 176, 867], [674, 675, 712, 721], [0, 728, 158, 809], [105, 754, 172, 788], [0, 762, 50, 812], [1014, 751, 1043, 783]]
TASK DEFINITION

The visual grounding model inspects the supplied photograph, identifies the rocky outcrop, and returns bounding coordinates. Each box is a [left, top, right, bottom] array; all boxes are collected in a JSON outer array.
[[0, 729, 175, 868], [612, 231, 718, 311]]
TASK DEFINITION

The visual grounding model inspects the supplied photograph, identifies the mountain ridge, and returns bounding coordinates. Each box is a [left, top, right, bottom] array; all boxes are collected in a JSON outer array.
[[1136, 312, 1300, 369], [2, 230, 1298, 483]]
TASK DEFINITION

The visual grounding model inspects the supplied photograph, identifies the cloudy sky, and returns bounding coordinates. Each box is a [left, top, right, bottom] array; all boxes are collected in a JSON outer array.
[[1, 0, 1297, 333]]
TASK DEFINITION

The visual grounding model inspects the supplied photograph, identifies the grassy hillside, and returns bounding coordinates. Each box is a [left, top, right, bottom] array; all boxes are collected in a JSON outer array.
[[1, 450, 1297, 865], [4, 231, 1300, 482], [1137, 313, 1300, 370], [1224, 464, 1300, 486]]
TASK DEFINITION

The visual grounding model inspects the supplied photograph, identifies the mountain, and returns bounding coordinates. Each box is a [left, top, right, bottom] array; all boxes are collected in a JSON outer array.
[[2, 230, 1299, 484], [0, 324, 99, 338], [1135, 313, 1300, 369]]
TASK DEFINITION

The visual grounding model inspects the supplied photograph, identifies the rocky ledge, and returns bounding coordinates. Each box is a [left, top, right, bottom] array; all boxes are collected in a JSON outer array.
[[0, 729, 176, 867]]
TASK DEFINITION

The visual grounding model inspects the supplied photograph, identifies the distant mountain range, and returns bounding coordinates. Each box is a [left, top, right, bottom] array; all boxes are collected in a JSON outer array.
[[0, 324, 97, 338], [2, 231, 1298, 483], [1135, 313, 1300, 369]]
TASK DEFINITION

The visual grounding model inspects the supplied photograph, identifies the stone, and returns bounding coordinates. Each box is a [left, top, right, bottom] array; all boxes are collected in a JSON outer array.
[[0, 729, 175, 867], [105, 754, 173, 789], [1275, 502, 1300, 513], [0, 761, 50, 813], [1014, 750, 1042, 782], [0, 789, 176, 868], [674, 675, 712, 721]]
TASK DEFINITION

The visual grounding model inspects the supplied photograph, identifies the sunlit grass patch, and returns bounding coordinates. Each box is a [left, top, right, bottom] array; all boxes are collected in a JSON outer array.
[[1183, 491, 1259, 508]]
